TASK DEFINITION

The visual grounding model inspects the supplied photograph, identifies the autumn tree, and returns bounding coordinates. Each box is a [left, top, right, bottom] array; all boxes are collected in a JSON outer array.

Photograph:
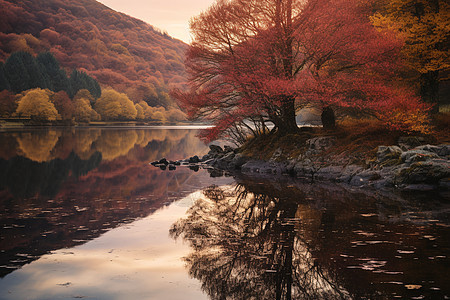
[[51, 91, 74, 121], [173, 0, 430, 142], [74, 89, 95, 106], [166, 108, 187, 122], [94, 89, 137, 121], [135, 103, 145, 120], [0, 90, 17, 117], [371, 0, 450, 106], [73, 97, 100, 123], [15, 88, 60, 121]]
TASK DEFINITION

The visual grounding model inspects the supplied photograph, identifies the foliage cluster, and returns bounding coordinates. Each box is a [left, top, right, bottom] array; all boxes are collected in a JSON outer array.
[[1, 87, 186, 123], [371, 0, 449, 105], [174, 0, 444, 144], [0, 0, 187, 106]]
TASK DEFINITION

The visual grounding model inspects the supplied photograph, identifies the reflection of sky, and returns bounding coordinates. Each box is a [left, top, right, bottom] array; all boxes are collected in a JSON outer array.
[[0, 193, 207, 300]]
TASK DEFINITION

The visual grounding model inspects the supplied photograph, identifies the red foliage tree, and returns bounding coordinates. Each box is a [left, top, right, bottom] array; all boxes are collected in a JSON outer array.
[[173, 0, 430, 142], [51, 90, 74, 121]]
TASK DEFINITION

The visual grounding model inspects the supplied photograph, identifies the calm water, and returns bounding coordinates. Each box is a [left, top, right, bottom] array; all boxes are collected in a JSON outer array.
[[0, 128, 449, 299]]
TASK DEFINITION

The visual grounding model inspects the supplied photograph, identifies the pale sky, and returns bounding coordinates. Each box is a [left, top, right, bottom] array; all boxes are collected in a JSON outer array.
[[98, 0, 216, 43]]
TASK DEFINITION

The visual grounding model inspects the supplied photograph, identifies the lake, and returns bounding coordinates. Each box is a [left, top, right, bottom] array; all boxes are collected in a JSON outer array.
[[0, 127, 449, 299]]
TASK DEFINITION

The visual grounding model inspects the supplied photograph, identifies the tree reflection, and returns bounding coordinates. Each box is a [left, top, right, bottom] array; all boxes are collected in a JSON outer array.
[[16, 130, 61, 162], [170, 184, 351, 300]]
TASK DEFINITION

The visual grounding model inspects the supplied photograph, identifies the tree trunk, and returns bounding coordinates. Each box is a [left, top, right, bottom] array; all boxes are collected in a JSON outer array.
[[321, 106, 335, 130], [275, 96, 298, 135], [420, 70, 440, 113]]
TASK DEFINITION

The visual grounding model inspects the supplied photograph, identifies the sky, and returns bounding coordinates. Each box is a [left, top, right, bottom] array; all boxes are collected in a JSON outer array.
[[98, 0, 216, 43]]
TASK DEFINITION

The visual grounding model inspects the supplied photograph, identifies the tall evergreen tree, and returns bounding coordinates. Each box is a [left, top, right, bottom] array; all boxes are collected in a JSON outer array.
[[69, 70, 101, 99], [4, 52, 32, 93], [0, 62, 11, 91], [4, 52, 47, 93], [36, 52, 71, 93]]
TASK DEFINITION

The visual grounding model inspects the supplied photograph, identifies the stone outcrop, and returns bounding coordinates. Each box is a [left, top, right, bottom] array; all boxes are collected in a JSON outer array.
[[151, 138, 450, 193]]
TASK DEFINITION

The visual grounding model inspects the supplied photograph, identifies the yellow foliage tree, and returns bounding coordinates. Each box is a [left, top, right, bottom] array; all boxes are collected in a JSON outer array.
[[15, 88, 60, 121], [135, 103, 145, 120], [371, 0, 450, 105], [74, 98, 100, 123], [166, 108, 187, 122], [74, 89, 95, 105], [94, 89, 137, 120]]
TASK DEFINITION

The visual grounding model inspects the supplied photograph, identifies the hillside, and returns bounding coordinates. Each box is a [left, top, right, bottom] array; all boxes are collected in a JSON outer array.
[[0, 0, 188, 107]]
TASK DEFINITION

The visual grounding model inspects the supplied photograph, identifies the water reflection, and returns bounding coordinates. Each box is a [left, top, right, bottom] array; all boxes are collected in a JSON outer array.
[[0, 127, 210, 278], [171, 177, 450, 299]]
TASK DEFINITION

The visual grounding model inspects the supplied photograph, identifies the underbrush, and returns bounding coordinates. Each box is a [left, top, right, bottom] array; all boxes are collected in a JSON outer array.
[[239, 116, 445, 164]]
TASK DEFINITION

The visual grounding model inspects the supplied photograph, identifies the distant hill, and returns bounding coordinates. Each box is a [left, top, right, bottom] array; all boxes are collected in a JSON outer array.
[[0, 0, 188, 107]]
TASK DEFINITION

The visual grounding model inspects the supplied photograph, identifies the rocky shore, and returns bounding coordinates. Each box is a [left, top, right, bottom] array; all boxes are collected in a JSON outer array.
[[151, 136, 450, 193]]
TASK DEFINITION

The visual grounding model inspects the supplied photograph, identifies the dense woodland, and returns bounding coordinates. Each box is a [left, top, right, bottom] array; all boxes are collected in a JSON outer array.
[[0, 51, 185, 123], [0, 0, 188, 113]]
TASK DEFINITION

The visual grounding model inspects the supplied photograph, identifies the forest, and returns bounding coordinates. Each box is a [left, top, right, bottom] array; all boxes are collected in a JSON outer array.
[[0, 0, 187, 109], [0, 51, 185, 123]]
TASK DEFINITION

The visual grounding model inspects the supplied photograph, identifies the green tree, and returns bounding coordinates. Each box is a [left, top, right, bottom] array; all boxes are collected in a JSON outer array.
[[0, 62, 11, 91], [69, 70, 101, 99], [37, 52, 71, 93], [15, 88, 60, 121], [94, 89, 137, 121], [4, 52, 34, 93]]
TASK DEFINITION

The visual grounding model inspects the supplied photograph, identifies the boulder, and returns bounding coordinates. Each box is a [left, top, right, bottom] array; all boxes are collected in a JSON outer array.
[[224, 145, 235, 153], [189, 155, 200, 164], [306, 136, 336, 152], [395, 160, 450, 184], [400, 149, 439, 164], [377, 146, 402, 164], [412, 144, 450, 157], [349, 169, 381, 187], [208, 145, 223, 156], [315, 166, 344, 181], [230, 153, 248, 169], [397, 136, 426, 150], [159, 158, 169, 165]]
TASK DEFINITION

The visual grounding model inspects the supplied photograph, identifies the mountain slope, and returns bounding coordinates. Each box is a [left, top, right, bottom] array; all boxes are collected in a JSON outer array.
[[0, 0, 187, 106]]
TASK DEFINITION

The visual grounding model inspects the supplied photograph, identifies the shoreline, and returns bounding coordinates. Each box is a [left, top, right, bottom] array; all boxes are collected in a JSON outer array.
[[152, 136, 450, 196]]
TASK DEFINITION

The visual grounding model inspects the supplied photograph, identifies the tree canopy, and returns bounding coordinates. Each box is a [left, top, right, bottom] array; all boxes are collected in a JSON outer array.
[[173, 0, 431, 143], [94, 89, 137, 121], [371, 0, 450, 105], [15, 88, 60, 121]]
